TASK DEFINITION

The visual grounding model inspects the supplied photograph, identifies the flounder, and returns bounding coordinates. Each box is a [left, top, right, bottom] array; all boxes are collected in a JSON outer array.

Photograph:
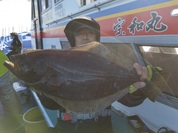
[[4, 42, 168, 113]]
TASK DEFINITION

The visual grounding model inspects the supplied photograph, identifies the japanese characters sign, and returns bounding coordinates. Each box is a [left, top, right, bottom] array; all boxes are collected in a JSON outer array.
[[113, 11, 168, 36]]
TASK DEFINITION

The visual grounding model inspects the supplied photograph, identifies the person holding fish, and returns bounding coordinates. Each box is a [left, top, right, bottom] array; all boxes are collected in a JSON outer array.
[[48, 16, 151, 133], [0, 50, 22, 117]]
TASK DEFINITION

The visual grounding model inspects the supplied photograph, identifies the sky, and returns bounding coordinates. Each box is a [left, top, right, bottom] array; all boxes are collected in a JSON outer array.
[[0, 0, 31, 36]]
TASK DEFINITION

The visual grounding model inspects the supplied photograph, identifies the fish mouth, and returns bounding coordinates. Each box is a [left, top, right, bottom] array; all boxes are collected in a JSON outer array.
[[4, 56, 46, 83], [4, 60, 22, 79], [4, 54, 21, 72], [4, 58, 29, 81], [4, 53, 22, 73], [3, 60, 15, 72]]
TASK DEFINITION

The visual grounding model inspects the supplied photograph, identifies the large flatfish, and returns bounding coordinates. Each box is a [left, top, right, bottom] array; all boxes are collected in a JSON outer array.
[[3, 42, 168, 113]]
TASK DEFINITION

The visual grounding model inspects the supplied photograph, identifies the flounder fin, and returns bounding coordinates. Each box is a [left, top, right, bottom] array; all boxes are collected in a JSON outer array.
[[72, 42, 133, 70]]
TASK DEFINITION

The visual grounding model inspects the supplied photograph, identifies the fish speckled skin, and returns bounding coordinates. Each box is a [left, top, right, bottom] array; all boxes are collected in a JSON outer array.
[[4, 42, 141, 113]]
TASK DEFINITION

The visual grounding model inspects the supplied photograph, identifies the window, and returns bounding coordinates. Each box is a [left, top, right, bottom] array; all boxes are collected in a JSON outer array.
[[31, 0, 39, 19], [54, 0, 63, 4], [139, 46, 178, 97], [40, 0, 51, 12], [31, 1, 35, 19], [80, 0, 97, 6]]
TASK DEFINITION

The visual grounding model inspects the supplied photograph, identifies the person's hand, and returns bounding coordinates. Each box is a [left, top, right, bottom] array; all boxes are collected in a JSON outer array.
[[133, 63, 148, 89]]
